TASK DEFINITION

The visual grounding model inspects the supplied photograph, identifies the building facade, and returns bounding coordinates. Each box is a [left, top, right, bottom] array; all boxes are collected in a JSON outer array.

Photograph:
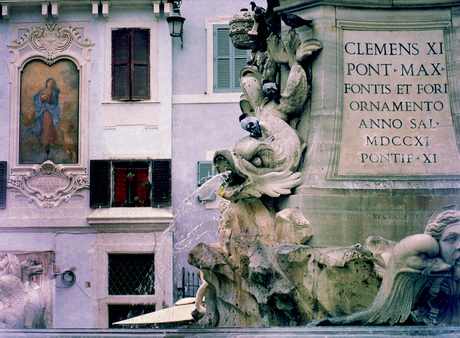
[[0, 0, 248, 328]]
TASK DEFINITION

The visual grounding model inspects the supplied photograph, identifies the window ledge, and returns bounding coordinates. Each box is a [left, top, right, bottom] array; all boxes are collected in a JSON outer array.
[[101, 100, 161, 105], [87, 207, 174, 231], [172, 93, 242, 105]]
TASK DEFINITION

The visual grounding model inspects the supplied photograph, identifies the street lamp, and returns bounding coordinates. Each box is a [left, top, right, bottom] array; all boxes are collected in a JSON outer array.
[[166, 0, 185, 48]]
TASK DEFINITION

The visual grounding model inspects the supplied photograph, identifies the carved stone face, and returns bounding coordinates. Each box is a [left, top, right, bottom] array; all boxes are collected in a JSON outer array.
[[213, 131, 301, 201], [439, 222, 460, 280]]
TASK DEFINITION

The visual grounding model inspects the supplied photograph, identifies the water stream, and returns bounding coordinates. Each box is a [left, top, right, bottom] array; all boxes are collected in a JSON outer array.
[[161, 170, 231, 300], [170, 170, 231, 250], [184, 170, 231, 205]]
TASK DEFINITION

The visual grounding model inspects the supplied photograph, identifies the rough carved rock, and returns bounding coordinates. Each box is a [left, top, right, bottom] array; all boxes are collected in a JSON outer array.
[[189, 199, 382, 327], [190, 203, 460, 327], [189, 241, 383, 327], [275, 208, 313, 245]]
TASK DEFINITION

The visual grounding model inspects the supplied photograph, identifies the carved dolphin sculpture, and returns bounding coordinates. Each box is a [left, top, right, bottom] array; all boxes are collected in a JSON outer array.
[[214, 34, 322, 201], [214, 112, 302, 201]]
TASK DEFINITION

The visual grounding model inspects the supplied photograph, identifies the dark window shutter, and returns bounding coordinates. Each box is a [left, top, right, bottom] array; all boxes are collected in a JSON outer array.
[[132, 29, 149, 62], [132, 65, 149, 99], [112, 28, 150, 101], [112, 29, 130, 100], [90, 160, 111, 208], [131, 29, 150, 100], [152, 160, 171, 206], [0, 162, 6, 209]]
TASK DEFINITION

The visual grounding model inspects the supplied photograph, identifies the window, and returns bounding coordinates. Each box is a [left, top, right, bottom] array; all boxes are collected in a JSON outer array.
[[0, 161, 6, 209], [213, 25, 250, 93], [197, 161, 216, 202], [108, 254, 155, 296], [91, 233, 171, 328], [112, 28, 150, 101], [90, 160, 171, 208], [107, 253, 155, 328], [197, 161, 215, 186]]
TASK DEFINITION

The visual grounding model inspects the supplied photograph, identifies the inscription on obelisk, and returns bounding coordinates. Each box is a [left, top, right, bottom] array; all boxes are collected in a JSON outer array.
[[337, 29, 460, 176]]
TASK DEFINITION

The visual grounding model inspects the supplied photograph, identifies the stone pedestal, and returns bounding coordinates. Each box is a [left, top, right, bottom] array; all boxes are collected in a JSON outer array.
[[278, 0, 460, 247]]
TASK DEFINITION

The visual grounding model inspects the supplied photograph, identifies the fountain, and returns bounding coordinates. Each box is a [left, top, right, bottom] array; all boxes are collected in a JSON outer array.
[[187, 2, 460, 328], [112, 1, 458, 331]]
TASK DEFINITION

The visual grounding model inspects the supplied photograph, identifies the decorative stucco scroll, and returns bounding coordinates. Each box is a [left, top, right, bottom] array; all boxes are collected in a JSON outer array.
[[9, 22, 93, 64], [8, 161, 89, 208]]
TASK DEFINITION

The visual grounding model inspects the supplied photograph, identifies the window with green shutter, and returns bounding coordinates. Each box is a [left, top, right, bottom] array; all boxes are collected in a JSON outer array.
[[90, 160, 171, 208], [197, 161, 214, 186], [112, 28, 150, 101], [197, 161, 216, 201], [213, 25, 250, 93]]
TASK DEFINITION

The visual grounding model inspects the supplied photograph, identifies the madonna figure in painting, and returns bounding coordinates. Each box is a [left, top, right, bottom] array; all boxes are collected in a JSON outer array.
[[28, 78, 61, 149]]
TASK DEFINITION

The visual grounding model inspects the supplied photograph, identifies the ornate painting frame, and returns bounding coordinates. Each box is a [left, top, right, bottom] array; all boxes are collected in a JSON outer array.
[[7, 22, 93, 207]]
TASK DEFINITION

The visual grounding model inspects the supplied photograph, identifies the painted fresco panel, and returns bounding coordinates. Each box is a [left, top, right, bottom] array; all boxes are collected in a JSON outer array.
[[19, 59, 79, 164]]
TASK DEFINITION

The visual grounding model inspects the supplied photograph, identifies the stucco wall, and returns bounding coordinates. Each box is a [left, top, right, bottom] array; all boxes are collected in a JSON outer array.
[[0, 1, 174, 328]]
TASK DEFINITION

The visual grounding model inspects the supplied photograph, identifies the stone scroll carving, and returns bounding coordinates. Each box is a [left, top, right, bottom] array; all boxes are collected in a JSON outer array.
[[8, 161, 89, 208], [9, 22, 93, 64]]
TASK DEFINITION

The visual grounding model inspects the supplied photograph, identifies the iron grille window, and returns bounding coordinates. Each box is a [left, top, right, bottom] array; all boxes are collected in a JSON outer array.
[[108, 254, 155, 296], [112, 28, 150, 101], [90, 159, 171, 208]]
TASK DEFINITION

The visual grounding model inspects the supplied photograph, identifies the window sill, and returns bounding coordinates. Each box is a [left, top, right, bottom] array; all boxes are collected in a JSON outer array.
[[102, 100, 161, 105], [87, 207, 173, 232], [172, 92, 242, 105]]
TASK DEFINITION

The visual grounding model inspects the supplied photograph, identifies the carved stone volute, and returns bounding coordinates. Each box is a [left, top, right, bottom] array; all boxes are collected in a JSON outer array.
[[8, 161, 89, 208], [9, 22, 93, 65]]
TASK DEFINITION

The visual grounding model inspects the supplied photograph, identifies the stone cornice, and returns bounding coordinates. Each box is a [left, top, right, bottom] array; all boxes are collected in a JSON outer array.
[[1, 1, 167, 18], [3, 0, 155, 5], [87, 207, 174, 232], [277, 0, 459, 11]]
